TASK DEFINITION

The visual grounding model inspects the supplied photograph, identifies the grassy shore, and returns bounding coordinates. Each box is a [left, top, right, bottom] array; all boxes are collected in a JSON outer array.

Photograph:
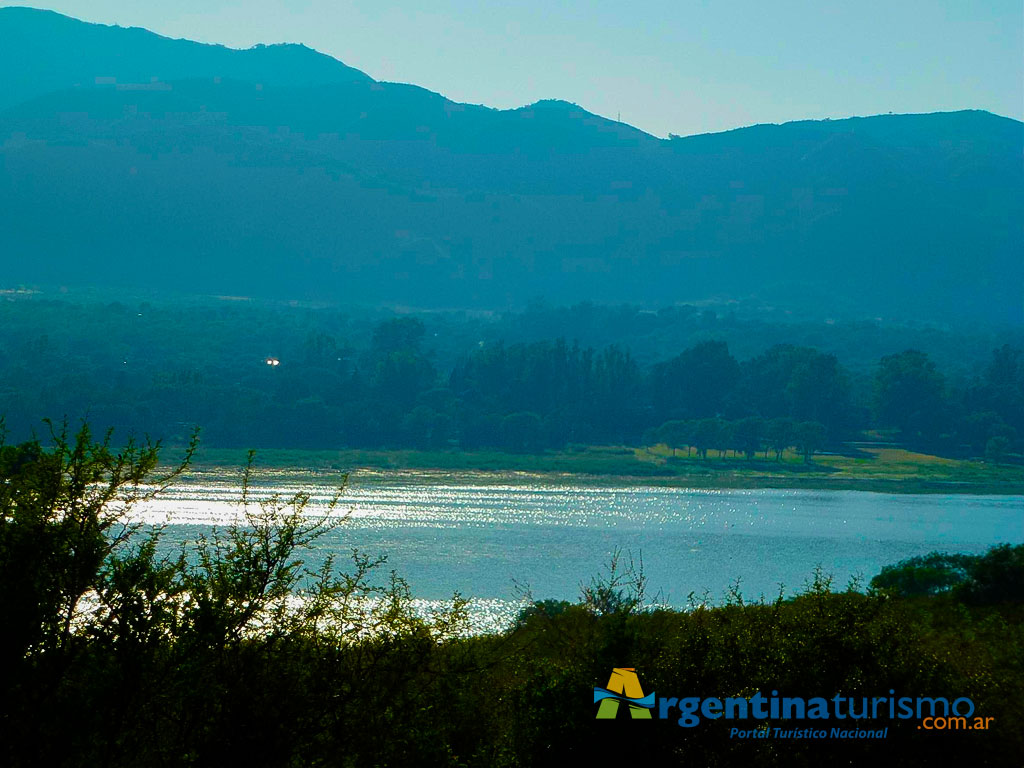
[[186, 444, 1024, 494]]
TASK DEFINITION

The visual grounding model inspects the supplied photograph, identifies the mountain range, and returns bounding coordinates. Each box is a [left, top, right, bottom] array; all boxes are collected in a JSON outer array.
[[1, 6, 1021, 323]]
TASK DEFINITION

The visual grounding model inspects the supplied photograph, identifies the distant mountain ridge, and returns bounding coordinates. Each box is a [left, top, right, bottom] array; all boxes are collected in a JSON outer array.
[[0, 6, 370, 111], [1, 7, 1021, 324]]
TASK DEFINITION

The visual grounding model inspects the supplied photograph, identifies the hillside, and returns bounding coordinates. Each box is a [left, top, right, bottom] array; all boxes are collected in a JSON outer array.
[[1, 7, 1021, 323]]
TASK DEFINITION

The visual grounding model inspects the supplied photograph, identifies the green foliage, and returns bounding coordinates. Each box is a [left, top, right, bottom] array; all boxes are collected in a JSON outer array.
[[792, 420, 827, 462], [766, 416, 796, 460], [650, 419, 691, 456], [651, 340, 740, 421], [869, 551, 974, 597], [579, 548, 647, 616], [0, 419, 197, 661], [513, 598, 574, 630], [732, 416, 765, 459], [692, 417, 723, 459], [870, 544, 1024, 605], [500, 411, 545, 453], [959, 543, 1024, 605], [0, 424, 470, 766], [874, 350, 947, 440], [1, 423, 1023, 766], [739, 345, 854, 440], [2, 298, 1022, 461], [985, 434, 1011, 464], [647, 417, 829, 464]]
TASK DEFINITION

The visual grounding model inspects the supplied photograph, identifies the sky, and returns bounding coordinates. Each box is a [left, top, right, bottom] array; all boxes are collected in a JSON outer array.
[[3, 0, 1022, 137]]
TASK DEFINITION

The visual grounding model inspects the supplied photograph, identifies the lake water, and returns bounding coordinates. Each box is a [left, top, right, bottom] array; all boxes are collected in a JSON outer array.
[[133, 470, 1023, 632]]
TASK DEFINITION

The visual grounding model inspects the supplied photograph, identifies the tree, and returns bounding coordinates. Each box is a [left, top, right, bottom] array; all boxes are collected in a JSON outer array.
[[402, 406, 453, 449], [960, 544, 1024, 605], [652, 420, 691, 457], [985, 435, 1011, 465], [739, 345, 854, 438], [690, 418, 721, 460], [579, 548, 647, 616], [874, 350, 947, 442], [367, 318, 437, 414], [0, 419, 197, 663], [793, 421, 826, 463], [371, 317, 427, 355], [651, 341, 739, 421], [870, 551, 973, 597], [957, 411, 1008, 456], [500, 412, 545, 453], [732, 417, 764, 460], [969, 345, 1024, 442], [0, 422, 471, 766], [786, 352, 853, 439], [766, 417, 795, 461]]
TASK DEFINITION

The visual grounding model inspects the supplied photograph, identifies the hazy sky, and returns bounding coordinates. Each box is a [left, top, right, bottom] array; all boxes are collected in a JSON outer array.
[[4, 0, 1022, 137]]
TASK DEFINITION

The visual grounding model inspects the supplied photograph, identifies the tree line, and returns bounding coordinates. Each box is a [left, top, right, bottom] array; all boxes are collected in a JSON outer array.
[[1, 302, 1021, 459], [645, 417, 828, 462]]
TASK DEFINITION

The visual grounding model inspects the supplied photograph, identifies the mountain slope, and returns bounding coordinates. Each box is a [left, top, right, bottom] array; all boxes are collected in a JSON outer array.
[[0, 7, 1021, 323], [0, 6, 370, 110]]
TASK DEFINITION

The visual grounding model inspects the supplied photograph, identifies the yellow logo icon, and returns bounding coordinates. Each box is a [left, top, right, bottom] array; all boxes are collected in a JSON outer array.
[[594, 667, 655, 719]]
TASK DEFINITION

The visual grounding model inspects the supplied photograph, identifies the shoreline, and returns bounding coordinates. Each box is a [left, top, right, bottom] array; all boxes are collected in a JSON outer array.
[[165, 446, 1024, 496]]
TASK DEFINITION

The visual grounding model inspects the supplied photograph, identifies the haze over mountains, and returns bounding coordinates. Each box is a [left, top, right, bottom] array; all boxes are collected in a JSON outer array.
[[1, 7, 1021, 324]]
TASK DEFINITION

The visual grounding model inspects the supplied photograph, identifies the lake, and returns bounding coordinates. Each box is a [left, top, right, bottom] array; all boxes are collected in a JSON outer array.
[[133, 470, 1023, 631]]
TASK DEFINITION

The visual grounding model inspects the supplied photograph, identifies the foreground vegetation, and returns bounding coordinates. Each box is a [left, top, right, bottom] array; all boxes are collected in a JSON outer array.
[[2, 426, 1022, 767]]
